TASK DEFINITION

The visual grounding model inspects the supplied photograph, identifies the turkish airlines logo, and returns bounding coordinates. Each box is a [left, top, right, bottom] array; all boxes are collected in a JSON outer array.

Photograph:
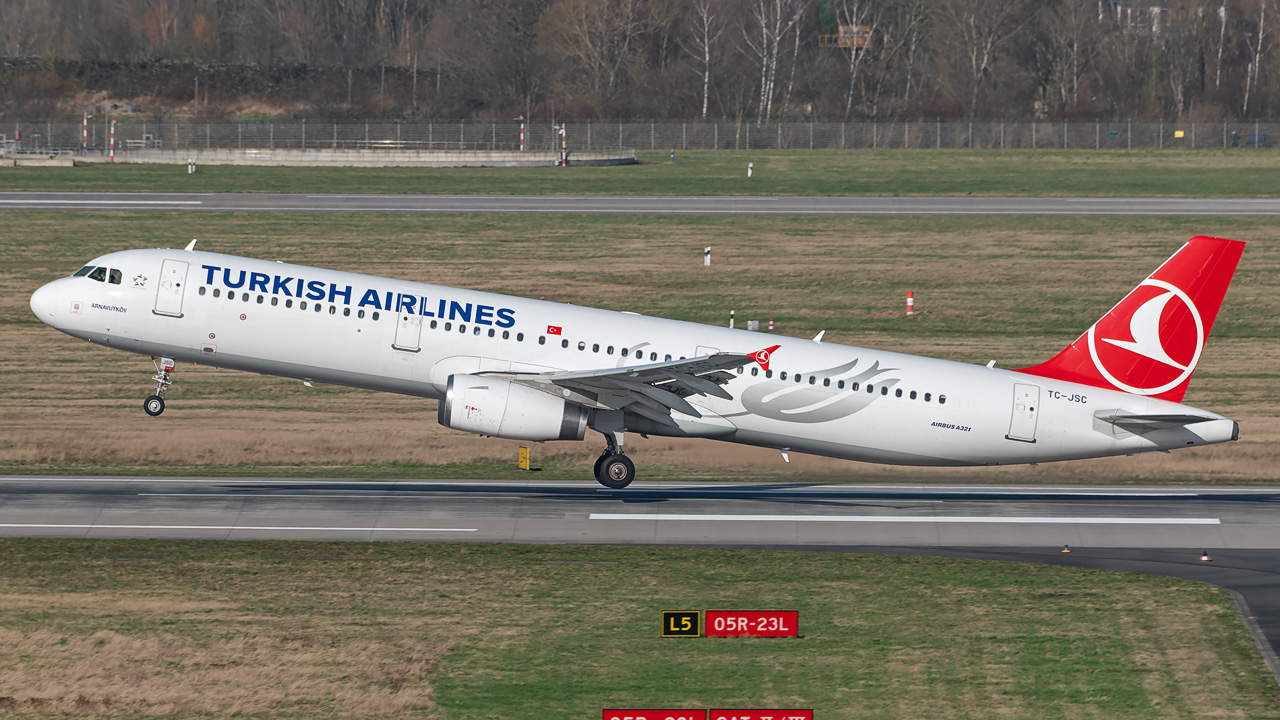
[[1087, 279, 1204, 395], [749, 344, 781, 372]]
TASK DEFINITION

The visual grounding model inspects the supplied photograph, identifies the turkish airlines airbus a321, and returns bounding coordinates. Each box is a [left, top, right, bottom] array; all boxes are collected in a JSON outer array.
[[29, 235, 1243, 488]]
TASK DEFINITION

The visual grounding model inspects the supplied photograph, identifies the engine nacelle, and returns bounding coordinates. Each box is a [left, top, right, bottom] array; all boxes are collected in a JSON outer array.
[[439, 374, 587, 442]]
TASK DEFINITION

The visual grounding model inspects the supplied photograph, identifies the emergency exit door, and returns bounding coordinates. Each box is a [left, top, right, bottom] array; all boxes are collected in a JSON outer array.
[[153, 259, 188, 317], [1006, 383, 1040, 443], [392, 312, 422, 352]]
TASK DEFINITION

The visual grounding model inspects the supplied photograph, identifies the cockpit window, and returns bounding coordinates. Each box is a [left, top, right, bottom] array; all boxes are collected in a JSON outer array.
[[73, 266, 94, 277], [108, 269, 122, 285], [87, 267, 107, 282]]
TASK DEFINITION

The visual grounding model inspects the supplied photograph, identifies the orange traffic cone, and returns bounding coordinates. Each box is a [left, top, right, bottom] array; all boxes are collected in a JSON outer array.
[[1061, 545, 1071, 553], [1200, 551, 1212, 562]]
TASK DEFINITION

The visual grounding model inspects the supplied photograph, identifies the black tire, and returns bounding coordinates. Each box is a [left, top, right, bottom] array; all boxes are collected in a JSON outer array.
[[595, 454, 635, 489], [143, 395, 165, 416], [593, 453, 608, 479]]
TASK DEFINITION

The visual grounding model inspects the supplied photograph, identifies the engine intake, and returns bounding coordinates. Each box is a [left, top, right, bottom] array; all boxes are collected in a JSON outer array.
[[439, 374, 587, 442]]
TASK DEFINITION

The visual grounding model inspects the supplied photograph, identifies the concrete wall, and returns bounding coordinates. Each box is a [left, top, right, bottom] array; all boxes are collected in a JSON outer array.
[[72, 148, 635, 167]]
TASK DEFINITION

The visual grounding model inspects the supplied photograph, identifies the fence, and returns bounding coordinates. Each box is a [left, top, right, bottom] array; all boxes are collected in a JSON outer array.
[[4, 118, 1277, 155]]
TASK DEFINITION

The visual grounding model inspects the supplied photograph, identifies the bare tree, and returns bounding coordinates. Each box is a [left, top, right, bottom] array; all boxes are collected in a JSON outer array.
[[742, 0, 804, 123], [677, 0, 726, 118], [834, 0, 887, 117], [936, 0, 1027, 117], [1242, 0, 1273, 115]]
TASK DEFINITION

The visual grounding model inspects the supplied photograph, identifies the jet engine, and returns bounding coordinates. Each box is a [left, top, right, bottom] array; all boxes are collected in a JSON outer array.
[[439, 374, 587, 442]]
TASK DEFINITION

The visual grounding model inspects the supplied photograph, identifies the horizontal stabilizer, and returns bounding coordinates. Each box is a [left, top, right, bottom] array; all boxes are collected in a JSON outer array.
[[1094, 410, 1216, 433]]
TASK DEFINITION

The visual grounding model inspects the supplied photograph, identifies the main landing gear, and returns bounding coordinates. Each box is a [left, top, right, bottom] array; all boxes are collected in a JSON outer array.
[[143, 357, 175, 416], [594, 430, 635, 489]]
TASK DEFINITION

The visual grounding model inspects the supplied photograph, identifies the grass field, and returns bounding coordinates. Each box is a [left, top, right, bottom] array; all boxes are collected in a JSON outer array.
[[3, 149, 1280, 197], [4, 210, 1279, 480], [0, 539, 1274, 719]]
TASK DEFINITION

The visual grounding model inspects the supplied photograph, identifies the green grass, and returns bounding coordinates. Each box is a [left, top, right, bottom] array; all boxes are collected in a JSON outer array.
[[0, 539, 1274, 719], [3, 149, 1280, 196]]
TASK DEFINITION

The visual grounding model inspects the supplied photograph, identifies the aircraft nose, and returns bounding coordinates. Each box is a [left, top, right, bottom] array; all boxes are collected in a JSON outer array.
[[29, 282, 58, 325]]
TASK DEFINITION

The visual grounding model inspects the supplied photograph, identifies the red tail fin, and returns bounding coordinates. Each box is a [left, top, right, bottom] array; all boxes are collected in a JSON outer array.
[[1017, 236, 1244, 403]]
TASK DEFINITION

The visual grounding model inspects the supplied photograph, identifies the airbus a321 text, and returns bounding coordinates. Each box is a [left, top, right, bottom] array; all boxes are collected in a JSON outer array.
[[29, 236, 1243, 488]]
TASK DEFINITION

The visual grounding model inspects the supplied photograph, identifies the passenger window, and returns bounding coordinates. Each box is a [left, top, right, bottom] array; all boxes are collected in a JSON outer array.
[[539, 336, 546, 345], [271, 297, 278, 306], [837, 380, 844, 389], [650, 352, 657, 361], [939, 395, 947, 405], [578, 342, 586, 351], [343, 307, 350, 316], [562, 339, 569, 348], [212, 288, 221, 298], [301, 301, 308, 310], [108, 269, 122, 285], [459, 324, 466, 333], [88, 267, 107, 282], [851, 382, 859, 391], [257, 295, 264, 304], [823, 378, 830, 387], [314, 303, 322, 312], [286, 299, 292, 308], [488, 329, 495, 337], [867, 384, 874, 393], [766, 370, 773, 378], [910, 390, 917, 399], [751, 368, 758, 376], [925, 393, 931, 402], [473, 326, 480, 335], [606, 346, 613, 354], [664, 354, 671, 362], [502, 330, 509, 339], [807, 376, 814, 384], [329, 306, 336, 315], [780, 372, 788, 381], [199, 286, 207, 296], [517, 333, 524, 341], [243, 293, 250, 301], [445, 322, 452, 331], [592, 344, 600, 353], [228, 292, 235, 302], [895, 388, 902, 397], [372, 311, 380, 321], [736, 367, 743, 374], [621, 348, 629, 357], [881, 386, 888, 395], [73, 266, 94, 277]]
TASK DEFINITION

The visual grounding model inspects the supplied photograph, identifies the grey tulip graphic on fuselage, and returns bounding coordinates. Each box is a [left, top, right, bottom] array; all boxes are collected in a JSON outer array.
[[725, 359, 900, 424]]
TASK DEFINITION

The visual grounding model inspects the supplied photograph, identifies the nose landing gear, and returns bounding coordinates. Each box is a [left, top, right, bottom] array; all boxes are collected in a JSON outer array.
[[143, 357, 175, 416]]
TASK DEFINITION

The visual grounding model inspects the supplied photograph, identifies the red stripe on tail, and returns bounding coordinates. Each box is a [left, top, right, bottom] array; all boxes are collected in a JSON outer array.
[[1017, 236, 1244, 403]]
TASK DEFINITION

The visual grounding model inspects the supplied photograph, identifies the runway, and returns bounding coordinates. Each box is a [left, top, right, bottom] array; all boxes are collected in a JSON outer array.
[[4, 475, 1278, 666], [5, 191, 1280, 215]]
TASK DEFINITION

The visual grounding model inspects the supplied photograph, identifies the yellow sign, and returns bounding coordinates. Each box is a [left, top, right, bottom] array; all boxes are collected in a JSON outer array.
[[518, 446, 530, 471], [662, 611, 702, 637], [1174, 130, 1185, 139]]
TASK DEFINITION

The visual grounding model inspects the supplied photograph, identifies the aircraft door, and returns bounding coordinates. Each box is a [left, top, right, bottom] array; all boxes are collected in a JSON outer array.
[[392, 311, 422, 352], [1006, 383, 1040, 443], [154, 259, 189, 317]]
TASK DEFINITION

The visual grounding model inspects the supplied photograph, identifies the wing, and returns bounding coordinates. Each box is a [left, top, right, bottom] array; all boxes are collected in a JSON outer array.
[[493, 353, 755, 429]]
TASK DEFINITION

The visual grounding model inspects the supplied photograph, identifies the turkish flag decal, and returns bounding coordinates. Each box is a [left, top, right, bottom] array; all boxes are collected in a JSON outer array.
[[547, 325, 562, 335]]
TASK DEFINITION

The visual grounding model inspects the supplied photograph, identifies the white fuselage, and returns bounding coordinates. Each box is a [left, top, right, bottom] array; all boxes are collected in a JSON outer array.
[[30, 248, 1237, 466]]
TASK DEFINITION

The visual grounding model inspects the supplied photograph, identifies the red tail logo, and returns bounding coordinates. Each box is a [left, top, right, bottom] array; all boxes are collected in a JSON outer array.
[[1019, 236, 1244, 402], [749, 345, 781, 372]]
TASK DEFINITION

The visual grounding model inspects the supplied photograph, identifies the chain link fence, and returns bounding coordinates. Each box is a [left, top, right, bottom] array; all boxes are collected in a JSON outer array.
[[3, 118, 1276, 155]]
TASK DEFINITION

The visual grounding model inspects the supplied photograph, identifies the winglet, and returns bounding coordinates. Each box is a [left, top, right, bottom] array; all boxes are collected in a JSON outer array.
[[184, 238, 198, 252], [748, 344, 781, 372]]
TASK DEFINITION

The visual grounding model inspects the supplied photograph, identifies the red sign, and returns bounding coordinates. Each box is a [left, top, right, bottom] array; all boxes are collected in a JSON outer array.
[[601, 707, 706, 712], [711, 707, 808, 712], [748, 344, 780, 372], [704, 611, 798, 637], [547, 325, 562, 335]]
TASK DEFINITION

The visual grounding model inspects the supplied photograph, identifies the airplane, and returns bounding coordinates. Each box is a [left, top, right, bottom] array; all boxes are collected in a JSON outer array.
[[28, 235, 1243, 489]]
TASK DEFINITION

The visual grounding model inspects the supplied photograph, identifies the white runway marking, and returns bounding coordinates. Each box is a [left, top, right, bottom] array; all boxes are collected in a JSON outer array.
[[0, 199, 202, 205], [0, 523, 477, 532], [589, 514, 1220, 525]]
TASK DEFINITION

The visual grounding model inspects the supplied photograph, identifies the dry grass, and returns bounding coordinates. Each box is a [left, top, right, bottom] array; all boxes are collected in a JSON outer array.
[[3, 211, 1278, 480]]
